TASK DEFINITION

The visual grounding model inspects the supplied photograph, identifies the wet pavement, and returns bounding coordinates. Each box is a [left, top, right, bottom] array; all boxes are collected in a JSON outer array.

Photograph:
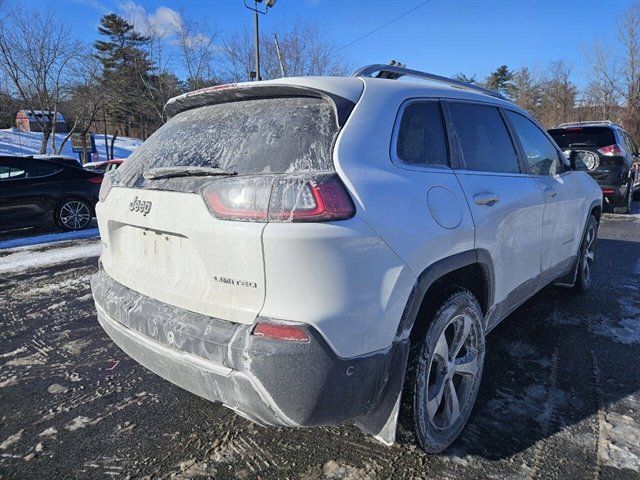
[[1, 204, 639, 479]]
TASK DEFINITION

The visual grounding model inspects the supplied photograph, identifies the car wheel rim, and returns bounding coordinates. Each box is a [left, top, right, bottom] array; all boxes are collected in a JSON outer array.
[[426, 313, 480, 431], [60, 201, 90, 229], [582, 225, 596, 284]]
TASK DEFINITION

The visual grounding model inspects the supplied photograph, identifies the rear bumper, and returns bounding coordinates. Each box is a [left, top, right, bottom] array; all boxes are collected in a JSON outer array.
[[599, 183, 629, 204], [91, 269, 398, 428]]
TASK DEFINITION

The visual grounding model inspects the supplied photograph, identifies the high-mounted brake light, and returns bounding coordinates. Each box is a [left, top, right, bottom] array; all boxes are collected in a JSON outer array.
[[602, 189, 615, 195], [252, 322, 310, 343], [201, 173, 355, 223], [597, 144, 623, 156]]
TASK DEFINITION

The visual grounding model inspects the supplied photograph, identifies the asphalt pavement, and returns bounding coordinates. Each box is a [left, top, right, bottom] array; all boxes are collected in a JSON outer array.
[[0, 204, 639, 479]]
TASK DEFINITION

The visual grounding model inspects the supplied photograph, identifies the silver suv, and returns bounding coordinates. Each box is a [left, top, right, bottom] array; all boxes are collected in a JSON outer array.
[[91, 64, 602, 453]]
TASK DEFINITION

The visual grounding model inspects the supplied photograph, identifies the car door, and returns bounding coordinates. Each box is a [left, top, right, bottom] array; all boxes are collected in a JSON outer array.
[[444, 101, 546, 325], [504, 110, 585, 281], [0, 158, 31, 228], [0, 159, 61, 229]]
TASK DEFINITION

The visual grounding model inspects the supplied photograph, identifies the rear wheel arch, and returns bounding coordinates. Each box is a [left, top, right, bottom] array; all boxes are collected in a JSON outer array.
[[396, 251, 494, 343]]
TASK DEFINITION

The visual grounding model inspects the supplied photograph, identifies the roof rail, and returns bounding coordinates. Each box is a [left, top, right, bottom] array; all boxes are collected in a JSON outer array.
[[556, 120, 617, 128], [351, 64, 507, 100]]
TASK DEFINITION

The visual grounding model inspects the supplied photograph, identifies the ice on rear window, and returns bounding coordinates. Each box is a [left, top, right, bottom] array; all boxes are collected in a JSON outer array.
[[115, 96, 339, 191]]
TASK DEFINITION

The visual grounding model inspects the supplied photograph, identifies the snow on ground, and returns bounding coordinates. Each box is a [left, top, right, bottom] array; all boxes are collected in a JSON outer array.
[[0, 240, 101, 274], [0, 228, 99, 250], [0, 128, 141, 160]]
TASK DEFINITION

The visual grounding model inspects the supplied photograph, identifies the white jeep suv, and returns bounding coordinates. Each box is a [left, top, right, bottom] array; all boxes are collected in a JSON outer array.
[[91, 64, 602, 453]]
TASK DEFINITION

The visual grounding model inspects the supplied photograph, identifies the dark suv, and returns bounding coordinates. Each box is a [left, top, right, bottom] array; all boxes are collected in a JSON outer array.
[[548, 121, 640, 213]]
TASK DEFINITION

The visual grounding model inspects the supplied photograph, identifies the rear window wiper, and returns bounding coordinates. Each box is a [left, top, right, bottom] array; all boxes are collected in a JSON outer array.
[[143, 166, 238, 180]]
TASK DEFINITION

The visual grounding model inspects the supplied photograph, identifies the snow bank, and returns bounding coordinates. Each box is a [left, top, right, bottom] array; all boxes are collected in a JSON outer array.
[[0, 240, 101, 274], [0, 128, 142, 160], [0, 228, 99, 250]]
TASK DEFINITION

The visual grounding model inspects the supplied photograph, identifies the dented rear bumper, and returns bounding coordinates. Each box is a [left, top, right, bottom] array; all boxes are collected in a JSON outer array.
[[91, 269, 402, 429]]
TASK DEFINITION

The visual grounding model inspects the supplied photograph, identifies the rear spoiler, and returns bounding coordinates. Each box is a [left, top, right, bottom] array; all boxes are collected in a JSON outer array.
[[164, 83, 356, 127]]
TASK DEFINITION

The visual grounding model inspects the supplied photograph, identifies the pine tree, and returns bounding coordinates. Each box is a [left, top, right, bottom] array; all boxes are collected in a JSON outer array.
[[485, 65, 515, 98], [94, 14, 152, 140]]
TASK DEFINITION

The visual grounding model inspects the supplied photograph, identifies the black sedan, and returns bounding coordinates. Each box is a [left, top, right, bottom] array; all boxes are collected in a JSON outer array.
[[0, 155, 102, 231]]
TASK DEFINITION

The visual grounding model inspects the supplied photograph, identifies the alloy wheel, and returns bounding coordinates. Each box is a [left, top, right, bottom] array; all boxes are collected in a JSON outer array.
[[59, 200, 91, 230], [426, 313, 481, 431], [581, 224, 596, 285]]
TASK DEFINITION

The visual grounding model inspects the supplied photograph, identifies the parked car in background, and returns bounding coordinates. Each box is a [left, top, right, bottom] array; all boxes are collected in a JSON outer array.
[[0, 155, 102, 231], [548, 121, 640, 213], [91, 65, 602, 454], [84, 159, 124, 174], [31, 154, 83, 169]]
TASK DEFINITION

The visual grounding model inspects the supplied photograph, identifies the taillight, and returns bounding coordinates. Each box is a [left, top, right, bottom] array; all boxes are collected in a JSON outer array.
[[602, 189, 615, 195], [252, 321, 310, 343], [202, 175, 273, 221], [597, 144, 623, 156], [87, 176, 103, 184], [201, 173, 355, 223]]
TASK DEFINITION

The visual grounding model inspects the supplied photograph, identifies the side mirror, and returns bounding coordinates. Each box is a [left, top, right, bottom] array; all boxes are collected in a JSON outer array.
[[566, 149, 597, 171]]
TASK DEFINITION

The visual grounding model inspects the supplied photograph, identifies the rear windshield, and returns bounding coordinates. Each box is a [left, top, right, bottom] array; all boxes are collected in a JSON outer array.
[[115, 96, 340, 190], [547, 127, 615, 149]]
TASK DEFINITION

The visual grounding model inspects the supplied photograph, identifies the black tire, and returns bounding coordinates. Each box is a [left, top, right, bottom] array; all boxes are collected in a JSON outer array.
[[574, 215, 598, 292], [404, 289, 485, 453], [55, 198, 92, 231]]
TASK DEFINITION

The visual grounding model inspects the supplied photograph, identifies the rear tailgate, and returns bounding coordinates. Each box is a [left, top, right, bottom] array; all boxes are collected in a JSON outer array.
[[97, 187, 265, 324], [96, 81, 361, 325]]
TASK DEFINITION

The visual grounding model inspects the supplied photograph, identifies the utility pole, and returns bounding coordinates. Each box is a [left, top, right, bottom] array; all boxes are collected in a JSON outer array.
[[244, 0, 277, 81]]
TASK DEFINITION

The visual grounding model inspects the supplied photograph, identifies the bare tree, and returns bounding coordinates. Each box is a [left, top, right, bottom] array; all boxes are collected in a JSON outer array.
[[175, 12, 219, 90], [585, 4, 640, 139], [616, 4, 640, 139], [538, 61, 577, 128], [57, 53, 105, 158], [220, 21, 350, 82], [0, 8, 82, 153]]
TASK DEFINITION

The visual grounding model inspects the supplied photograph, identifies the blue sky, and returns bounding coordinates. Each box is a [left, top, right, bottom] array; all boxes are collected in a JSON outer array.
[[43, 0, 635, 87]]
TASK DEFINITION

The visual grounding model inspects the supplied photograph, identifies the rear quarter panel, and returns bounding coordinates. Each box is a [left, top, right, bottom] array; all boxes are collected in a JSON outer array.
[[333, 82, 475, 280]]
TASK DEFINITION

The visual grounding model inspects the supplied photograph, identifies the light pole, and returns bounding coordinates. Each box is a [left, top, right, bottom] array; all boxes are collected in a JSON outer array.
[[243, 0, 277, 81]]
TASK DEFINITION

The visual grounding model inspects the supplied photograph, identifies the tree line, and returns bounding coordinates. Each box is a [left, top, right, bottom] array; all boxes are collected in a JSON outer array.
[[1, 2, 640, 156], [0, 5, 348, 156]]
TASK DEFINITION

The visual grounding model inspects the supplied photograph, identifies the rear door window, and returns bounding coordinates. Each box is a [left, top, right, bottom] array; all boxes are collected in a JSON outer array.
[[622, 131, 637, 155], [395, 101, 448, 167], [0, 164, 26, 180], [24, 161, 60, 178], [547, 127, 615, 149], [447, 103, 520, 174]]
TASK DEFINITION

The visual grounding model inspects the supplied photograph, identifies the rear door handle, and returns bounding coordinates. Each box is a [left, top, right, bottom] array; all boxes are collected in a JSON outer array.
[[473, 192, 500, 206], [544, 187, 558, 198]]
